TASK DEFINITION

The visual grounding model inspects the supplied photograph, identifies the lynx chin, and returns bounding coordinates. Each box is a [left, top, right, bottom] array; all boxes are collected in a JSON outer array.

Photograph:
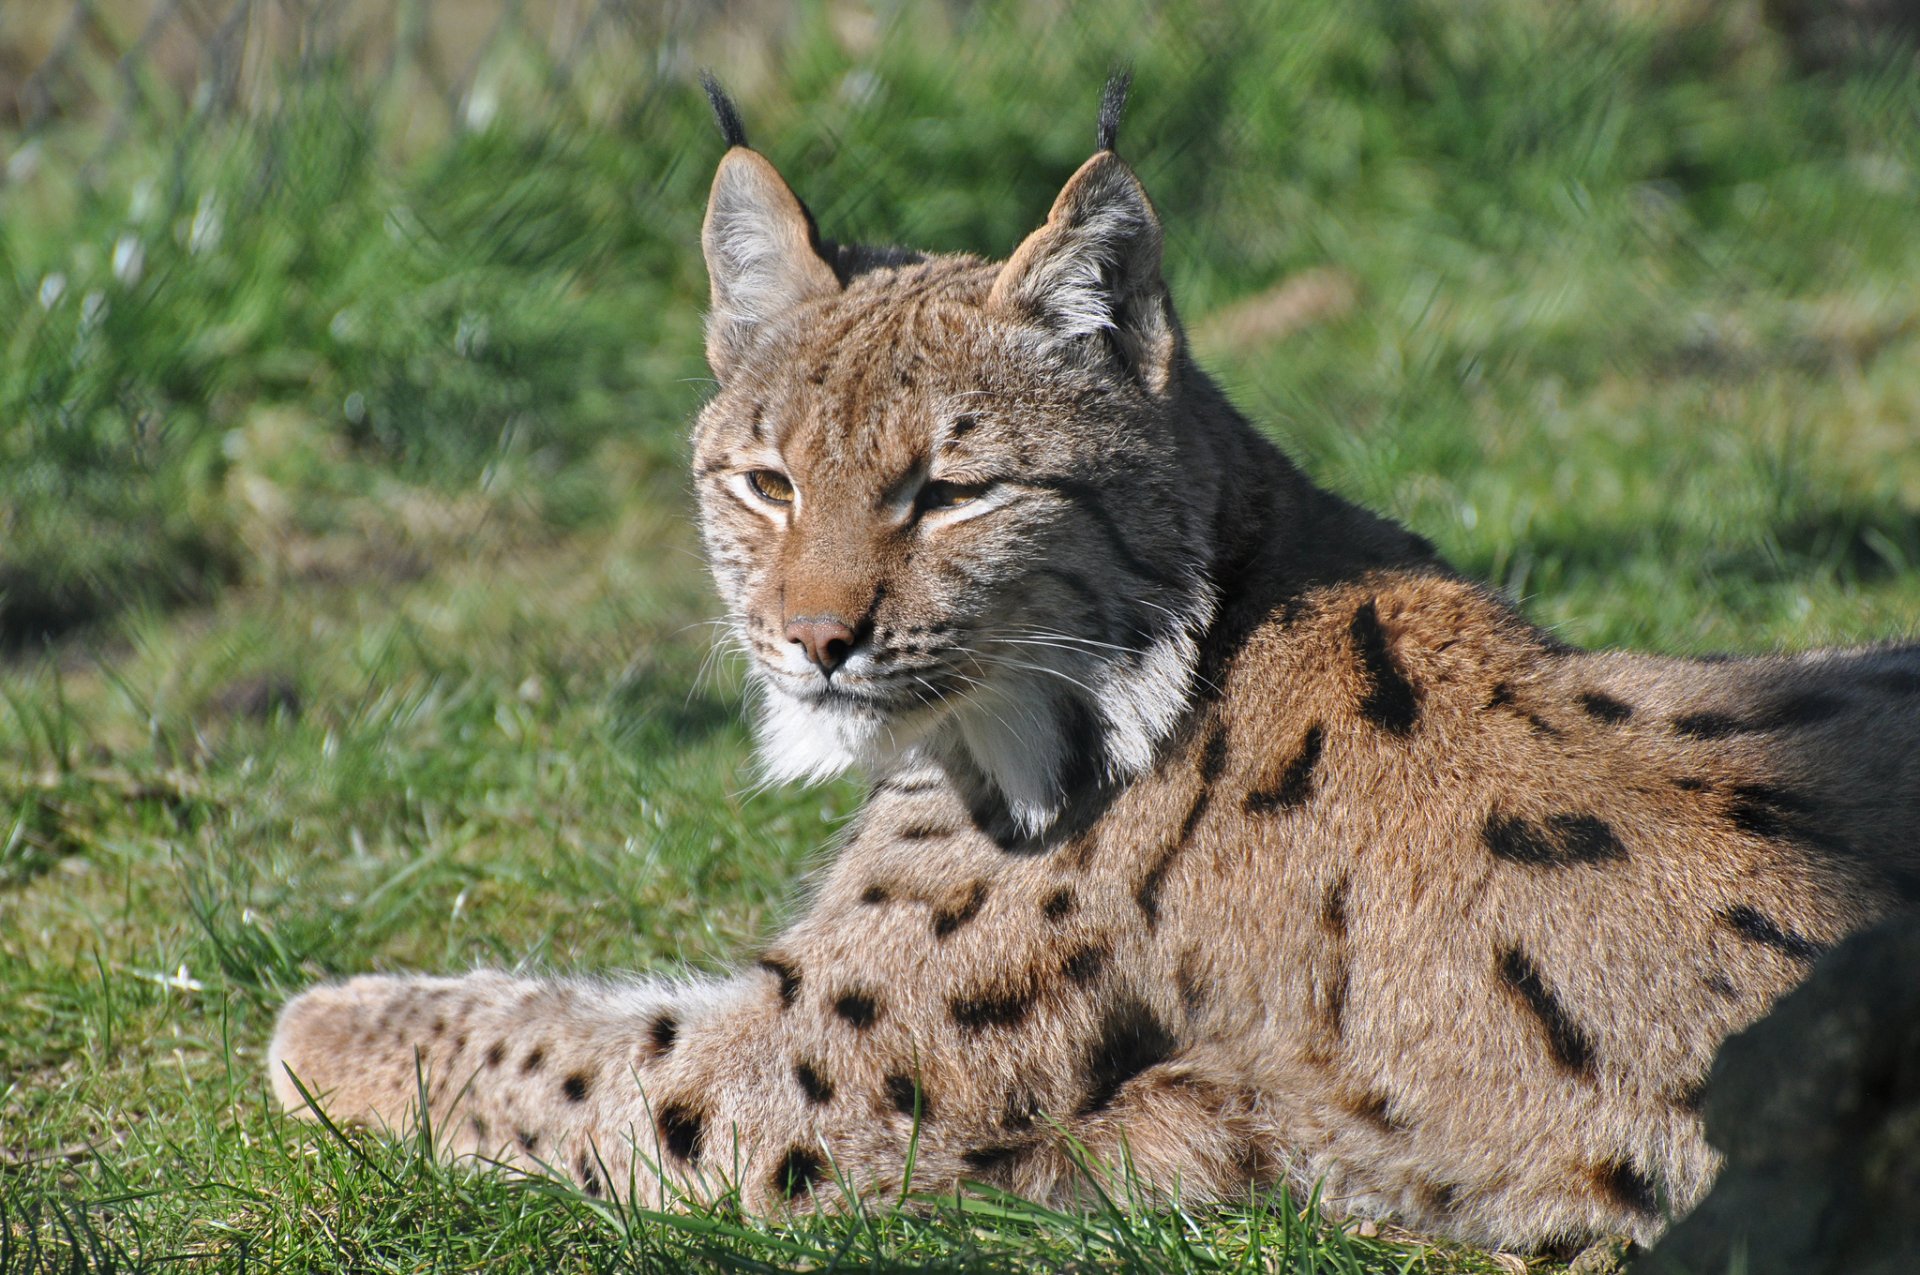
[[270, 75, 1920, 1252]]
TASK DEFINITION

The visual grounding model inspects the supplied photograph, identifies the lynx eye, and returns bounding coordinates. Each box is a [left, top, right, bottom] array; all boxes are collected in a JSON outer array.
[[918, 480, 990, 512], [746, 470, 796, 505]]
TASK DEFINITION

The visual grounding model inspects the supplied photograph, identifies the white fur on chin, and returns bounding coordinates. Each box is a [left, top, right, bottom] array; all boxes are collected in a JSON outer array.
[[748, 593, 1210, 837]]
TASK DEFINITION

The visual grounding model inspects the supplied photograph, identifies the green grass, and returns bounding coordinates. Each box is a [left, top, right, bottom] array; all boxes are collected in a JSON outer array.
[[3, 1, 1918, 1270]]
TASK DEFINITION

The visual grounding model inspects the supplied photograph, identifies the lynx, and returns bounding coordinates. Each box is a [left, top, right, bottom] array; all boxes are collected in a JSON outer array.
[[270, 78, 1920, 1251]]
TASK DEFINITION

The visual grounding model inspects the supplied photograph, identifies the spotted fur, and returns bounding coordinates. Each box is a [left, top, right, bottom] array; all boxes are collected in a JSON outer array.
[[270, 79, 1920, 1252]]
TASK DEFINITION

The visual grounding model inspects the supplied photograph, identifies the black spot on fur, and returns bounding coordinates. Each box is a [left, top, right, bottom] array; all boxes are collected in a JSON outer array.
[[1316, 954, 1350, 1040], [1487, 683, 1517, 709], [1003, 1091, 1040, 1131], [648, 1014, 678, 1057], [1673, 776, 1710, 792], [468, 1114, 489, 1142], [429, 1017, 444, 1036], [1422, 1181, 1460, 1214], [947, 413, 979, 441], [1525, 712, 1563, 738], [1321, 875, 1350, 936], [1135, 858, 1172, 928], [951, 984, 1037, 1032], [521, 1046, 545, 1074], [1176, 787, 1210, 843], [1079, 996, 1178, 1114], [1347, 1090, 1403, 1133], [577, 1155, 602, 1199], [1244, 723, 1323, 814], [1578, 691, 1634, 723], [1722, 784, 1854, 858], [794, 1060, 834, 1105], [1498, 946, 1595, 1074], [833, 991, 880, 1029], [1675, 692, 1847, 739], [1041, 887, 1076, 921], [1061, 831, 1098, 870], [561, 1071, 591, 1103], [758, 957, 800, 1008], [1718, 905, 1827, 963], [1350, 600, 1419, 735], [1135, 787, 1210, 928], [516, 1128, 538, 1152], [1729, 782, 1818, 814], [1592, 1159, 1663, 1217], [1483, 811, 1626, 867], [1704, 972, 1740, 1000], [659, 1103, 703, 1163], [885, 1073, 929, 1119], [1673, 711, 1741, 739], [1175, 949, 1208, 1018], [859, 884, 889, 905], [1727, 798, 1792, 841], [898, 824, 956, 841], [775, 1146, 825, 1198], [1062, 942, 1109, 984], [1198, 720, 1229, 783], [1763, 690, 1846, 729], [932, 882, 990, 937], [961, 1144, 1030, 1174], [486, 1042, 506, 1068]]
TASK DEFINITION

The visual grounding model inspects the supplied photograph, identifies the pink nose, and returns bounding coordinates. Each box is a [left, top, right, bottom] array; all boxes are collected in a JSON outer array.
[[785, 616, 856, 675]]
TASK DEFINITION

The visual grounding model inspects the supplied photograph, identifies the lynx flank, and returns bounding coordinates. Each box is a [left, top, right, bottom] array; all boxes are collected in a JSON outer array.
[[270, 79, 1920, 1251]]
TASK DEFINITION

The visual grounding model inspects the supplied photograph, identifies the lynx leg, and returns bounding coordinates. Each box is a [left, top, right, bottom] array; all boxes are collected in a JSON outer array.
[[271, 954, 1275, 1214], [270, 971, 752, 1202]]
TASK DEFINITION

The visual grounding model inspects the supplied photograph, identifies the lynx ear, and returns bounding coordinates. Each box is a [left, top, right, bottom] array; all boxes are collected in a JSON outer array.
[[702, 148, 841, 378], [988, 151, 1180, 393]]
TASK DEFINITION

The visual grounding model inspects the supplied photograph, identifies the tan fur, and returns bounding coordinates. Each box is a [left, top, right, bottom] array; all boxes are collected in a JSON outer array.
[[271, 100, 1920, 1251]]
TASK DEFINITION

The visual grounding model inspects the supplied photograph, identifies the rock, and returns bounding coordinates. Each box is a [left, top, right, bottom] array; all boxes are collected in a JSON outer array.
[[1638, 913, 1920, 1275]]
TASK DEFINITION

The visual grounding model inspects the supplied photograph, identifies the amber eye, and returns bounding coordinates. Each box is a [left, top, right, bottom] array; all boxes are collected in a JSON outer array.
[[919, 480, 989, 512], [746, 470, 795, 505]]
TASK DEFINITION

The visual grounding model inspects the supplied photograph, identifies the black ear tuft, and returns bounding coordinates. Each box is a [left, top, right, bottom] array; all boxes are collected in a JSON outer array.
[[1097, 69, 1132, 154], [700, 70, 750, 149]]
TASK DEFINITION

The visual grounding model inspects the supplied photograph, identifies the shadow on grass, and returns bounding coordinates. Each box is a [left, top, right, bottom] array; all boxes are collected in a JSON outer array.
[[0, 533, 233, 657]]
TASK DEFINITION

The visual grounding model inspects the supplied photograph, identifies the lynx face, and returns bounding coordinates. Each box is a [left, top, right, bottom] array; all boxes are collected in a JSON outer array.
[[691, 146, 1218, 835]]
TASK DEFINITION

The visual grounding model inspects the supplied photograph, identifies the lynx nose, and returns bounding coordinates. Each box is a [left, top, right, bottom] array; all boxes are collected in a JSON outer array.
[[785, 615, 857, 677]]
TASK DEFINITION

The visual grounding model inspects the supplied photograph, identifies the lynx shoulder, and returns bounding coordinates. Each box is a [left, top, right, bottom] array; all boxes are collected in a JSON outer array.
[[269, 78, 1920, 1250]]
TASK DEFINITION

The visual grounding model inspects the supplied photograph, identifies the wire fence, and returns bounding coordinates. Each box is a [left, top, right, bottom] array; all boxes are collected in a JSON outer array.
[[1, 0, 741, 185]]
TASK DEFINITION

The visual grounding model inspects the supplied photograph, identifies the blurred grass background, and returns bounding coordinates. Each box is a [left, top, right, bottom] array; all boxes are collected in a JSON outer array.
[[1, 0, 1917, 1270]]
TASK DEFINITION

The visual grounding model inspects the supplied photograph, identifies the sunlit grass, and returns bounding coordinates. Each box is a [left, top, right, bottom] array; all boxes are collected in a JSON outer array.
[[3, 1, 1918, 1270]]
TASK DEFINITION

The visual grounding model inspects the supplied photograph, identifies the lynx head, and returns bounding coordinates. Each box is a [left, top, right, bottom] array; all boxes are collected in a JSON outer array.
[[691, 76, 1224, 838]]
